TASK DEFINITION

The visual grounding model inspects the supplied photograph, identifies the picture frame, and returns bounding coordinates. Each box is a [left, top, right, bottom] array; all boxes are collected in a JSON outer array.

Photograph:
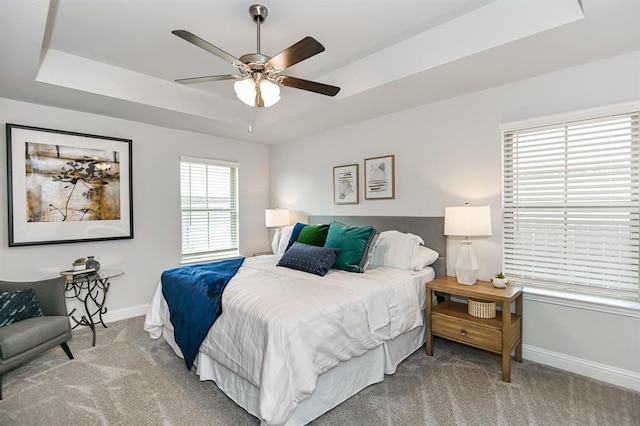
[[6, 123, 134, 246], [364, 154, 395, 200], [333, 163, 359, 204]]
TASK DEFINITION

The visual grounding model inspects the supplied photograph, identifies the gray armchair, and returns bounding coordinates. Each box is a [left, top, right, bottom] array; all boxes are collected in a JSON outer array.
[[0, 277, 73, 400]]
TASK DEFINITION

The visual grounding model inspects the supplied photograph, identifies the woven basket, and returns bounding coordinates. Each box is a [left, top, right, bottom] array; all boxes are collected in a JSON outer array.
[[468, 298, 496, 319]]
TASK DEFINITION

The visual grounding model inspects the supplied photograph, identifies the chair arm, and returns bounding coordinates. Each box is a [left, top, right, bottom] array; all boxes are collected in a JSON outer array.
[[0, 277, 68, 317]]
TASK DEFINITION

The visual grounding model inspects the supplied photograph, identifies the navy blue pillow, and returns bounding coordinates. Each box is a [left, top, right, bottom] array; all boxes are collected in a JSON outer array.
[[285, 222, 307, 252], [277, 242, 341, 276], [0, 288, 44, 328]]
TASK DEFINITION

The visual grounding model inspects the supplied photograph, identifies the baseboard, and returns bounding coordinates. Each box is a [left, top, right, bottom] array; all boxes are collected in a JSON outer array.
[[103, 303, 149, 323], [523, 344, 640, 392]]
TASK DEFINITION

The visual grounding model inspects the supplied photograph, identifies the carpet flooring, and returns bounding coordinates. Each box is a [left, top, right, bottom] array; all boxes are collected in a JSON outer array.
[[1, 316, 638, 425]]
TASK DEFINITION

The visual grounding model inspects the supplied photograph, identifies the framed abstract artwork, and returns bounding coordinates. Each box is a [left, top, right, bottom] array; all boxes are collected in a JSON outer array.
[[6, 124, 134, 246], [364, 154, 395, 200], [333, 163, 359, 204]]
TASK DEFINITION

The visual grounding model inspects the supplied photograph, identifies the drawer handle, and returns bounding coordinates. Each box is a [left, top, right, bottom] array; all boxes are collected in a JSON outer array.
[[460, 329, 467, 337]]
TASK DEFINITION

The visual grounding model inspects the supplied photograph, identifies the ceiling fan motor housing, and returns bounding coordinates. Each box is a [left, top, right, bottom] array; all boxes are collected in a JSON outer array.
[[239, 53, 271, 66]]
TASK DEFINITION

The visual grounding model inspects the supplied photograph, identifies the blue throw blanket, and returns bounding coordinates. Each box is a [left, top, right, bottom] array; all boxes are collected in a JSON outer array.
[[161, 257, 244, 370]]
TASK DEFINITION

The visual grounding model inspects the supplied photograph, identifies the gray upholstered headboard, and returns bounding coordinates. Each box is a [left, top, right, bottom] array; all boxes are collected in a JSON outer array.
[[308, 216, 446, 277]]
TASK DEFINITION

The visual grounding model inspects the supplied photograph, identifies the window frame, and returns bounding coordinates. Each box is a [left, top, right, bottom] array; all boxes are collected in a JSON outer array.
[[500, 102, 640, 302], [179, 156, 239, 264]]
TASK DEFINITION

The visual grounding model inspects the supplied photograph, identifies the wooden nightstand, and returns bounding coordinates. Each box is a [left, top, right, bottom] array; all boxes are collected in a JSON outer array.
[[425, 276, 523, 382]]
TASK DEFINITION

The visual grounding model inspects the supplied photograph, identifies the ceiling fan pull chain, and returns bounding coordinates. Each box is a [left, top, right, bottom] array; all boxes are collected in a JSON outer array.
[[248, 106, 255, 133]]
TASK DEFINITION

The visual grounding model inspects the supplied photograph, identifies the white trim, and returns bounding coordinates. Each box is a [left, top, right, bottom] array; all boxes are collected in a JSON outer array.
[[523, 287, 640, 319], [523, 344, 640, 392], [499, 100, 640, 132], [103, 303, 148, 323], [179, 155, 239, 168]]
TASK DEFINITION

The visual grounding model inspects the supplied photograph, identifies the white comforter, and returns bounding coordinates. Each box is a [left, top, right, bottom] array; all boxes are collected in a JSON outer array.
[[145, 255, 427, 425]]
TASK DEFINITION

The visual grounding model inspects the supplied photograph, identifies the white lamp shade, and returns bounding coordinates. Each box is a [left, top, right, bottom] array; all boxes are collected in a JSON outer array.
[[234, 78, 281, 107], [259, 80, 281, 107], [265, 209, 290, 228], [444, 205, 492, 237], [234, 79, 256, 106]]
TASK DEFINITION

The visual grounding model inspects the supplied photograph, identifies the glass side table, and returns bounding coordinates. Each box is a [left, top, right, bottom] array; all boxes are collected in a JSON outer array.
[[64, 269, 124, 346]]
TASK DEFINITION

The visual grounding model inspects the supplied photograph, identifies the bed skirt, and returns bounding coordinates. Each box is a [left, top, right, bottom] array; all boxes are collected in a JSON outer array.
[[158, 311, 426, 426]]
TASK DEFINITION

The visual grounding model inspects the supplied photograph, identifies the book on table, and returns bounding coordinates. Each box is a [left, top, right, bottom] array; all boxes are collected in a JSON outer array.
[[60, 268, 96, 281]]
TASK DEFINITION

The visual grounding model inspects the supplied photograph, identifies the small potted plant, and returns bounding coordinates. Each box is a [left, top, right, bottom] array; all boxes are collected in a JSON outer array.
[[492, 272, 508, 288], [73, 257, 87, 271]]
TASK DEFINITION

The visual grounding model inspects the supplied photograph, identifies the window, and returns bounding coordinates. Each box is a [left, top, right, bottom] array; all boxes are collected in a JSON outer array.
[[501, 109, 639, 301], [180, 157, 239, 263]]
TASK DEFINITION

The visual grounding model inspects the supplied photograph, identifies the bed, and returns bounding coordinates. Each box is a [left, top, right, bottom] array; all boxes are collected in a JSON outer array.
[[144, 215, 445, 425]]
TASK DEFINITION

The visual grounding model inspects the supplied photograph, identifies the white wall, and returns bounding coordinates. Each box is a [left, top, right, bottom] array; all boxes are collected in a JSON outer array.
[[0, 98, 271, 319], [269, 50, 640, 390]]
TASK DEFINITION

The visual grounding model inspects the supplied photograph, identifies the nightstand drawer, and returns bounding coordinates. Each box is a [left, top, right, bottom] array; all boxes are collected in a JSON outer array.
[[432, 313, 502, 352]]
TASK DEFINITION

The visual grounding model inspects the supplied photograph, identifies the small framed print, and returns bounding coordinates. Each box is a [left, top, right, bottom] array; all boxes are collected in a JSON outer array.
[[333, 163, 359, 204], [364, 155, 395, 200]]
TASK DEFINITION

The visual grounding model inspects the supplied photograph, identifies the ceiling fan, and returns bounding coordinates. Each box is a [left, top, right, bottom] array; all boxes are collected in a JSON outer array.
[[172, 4, 340, 108]]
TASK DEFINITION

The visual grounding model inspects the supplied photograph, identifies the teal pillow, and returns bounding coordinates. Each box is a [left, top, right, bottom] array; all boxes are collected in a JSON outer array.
[[296, 224, 329, 247], [324, 221, 377, 273]]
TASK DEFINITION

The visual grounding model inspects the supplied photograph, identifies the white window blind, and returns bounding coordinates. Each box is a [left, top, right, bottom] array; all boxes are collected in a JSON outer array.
[[502, 111, 639, 301], [180, 157, 239, 262]]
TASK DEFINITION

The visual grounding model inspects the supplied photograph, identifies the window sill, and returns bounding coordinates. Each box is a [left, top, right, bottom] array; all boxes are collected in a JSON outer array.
[[180, 254, 242, 266], [523, 286, 640, 319]]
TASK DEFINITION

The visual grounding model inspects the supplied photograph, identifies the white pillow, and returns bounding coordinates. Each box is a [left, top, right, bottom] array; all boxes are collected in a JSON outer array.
[[414, 245, 439, 270], [277, 225, 294, 254], [368, 231, 422, 270], [368, 230, 439, 271]]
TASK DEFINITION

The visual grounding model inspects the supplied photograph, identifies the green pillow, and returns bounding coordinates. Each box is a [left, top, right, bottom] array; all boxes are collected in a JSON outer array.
[[297, 224, 330, 246], [324, 221, 377, 273]]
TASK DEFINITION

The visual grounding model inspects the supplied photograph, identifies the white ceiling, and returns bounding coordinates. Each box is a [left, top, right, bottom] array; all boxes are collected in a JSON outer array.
[[1, 0, 639, 144]]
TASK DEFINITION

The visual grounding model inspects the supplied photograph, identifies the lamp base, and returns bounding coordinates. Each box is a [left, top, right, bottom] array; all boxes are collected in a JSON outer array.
[[455, 240, 479, 285], [271, 228, 282, 254]]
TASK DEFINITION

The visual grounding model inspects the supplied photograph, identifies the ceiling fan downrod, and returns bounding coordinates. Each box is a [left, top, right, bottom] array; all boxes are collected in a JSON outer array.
[[239, 4, 271, 67], [249, 4, 268, 55]]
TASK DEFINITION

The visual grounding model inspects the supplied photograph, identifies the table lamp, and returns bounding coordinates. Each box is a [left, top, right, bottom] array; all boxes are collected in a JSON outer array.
[[444, 204, 492, 285], [265, 208, 290, 254]]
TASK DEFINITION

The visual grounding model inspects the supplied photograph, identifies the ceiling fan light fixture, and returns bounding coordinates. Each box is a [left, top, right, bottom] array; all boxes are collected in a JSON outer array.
[[234, 77, 281, 107], [259, 79, 281, 107], [234, 78, 256, 106]]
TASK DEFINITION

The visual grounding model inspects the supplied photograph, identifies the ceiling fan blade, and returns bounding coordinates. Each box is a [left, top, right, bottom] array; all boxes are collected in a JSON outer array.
[[266, 37, 325, 72], [172, 30, 245, 68], [278, 76, 340, 97], [175, 75, 239, 84]]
